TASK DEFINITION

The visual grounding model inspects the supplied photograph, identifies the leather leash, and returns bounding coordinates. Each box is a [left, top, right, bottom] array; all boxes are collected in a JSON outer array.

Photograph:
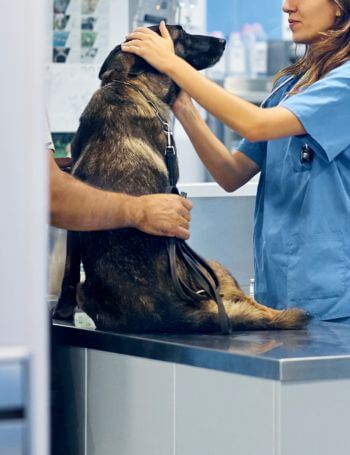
[[108, 80, 232, 334], [162, 125, 231, 334]]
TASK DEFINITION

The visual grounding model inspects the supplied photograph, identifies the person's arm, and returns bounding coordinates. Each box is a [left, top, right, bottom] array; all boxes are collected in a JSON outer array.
[[122, 23, 306, 142], [49, 153, 192, 239], [173, 93, 260, 192]]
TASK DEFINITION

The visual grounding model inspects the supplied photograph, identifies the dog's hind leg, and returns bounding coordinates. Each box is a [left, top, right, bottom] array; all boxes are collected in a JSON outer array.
[[224, 291, 311, 331], [184, 296, 310, 332], [208, 261, 310, 330], [75, 282, 125, 332], [224, 297, 311, 330], [52, 231, 81, 321]]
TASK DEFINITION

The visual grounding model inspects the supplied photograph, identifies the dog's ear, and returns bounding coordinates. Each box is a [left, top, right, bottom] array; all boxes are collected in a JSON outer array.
[[99, 44, 158, 83], [127, 55, 158, 76]]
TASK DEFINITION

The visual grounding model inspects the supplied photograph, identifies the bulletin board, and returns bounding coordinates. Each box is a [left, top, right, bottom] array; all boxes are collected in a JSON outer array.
[[52, 0, 110, 64], [48, 0, 128, 134]]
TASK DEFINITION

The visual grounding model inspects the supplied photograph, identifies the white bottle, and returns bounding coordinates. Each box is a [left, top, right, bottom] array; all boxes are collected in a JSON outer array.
[[249, 278, 255, 299], [207, 31, 226, 79], [226, 32, 246, 77], [252, 23, 268, 77], [242, 24, 256, 78]]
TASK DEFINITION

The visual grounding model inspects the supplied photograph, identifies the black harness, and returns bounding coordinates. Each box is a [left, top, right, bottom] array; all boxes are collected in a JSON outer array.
[[110, 80, 232, 334]]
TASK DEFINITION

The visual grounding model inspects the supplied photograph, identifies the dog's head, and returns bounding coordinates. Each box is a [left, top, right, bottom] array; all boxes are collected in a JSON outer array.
[[98, 25, 225, 84]]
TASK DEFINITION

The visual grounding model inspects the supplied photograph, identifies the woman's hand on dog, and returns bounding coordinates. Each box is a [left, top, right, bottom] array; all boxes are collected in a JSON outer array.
[[122, 21, 176, 74], [128, 194, 192, 240], [172, 90, 195, 118]]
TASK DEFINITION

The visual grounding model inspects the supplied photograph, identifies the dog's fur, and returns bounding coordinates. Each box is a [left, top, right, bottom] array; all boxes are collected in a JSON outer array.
[[54, 25, 310, 333]]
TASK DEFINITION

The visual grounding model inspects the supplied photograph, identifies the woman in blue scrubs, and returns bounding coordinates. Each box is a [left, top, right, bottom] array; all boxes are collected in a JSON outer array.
[[122, 0, 350, 322]]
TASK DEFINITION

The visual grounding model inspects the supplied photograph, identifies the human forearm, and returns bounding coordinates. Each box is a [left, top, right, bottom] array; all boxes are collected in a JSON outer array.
[[49, 155, 192, 238], [175, 102, 258, 191], [123, 25, 261, 138], [168, 57, 268, 141], [50, 167, 134, 231], [123, 24, 305, 141], [168, 56, 306, 141]]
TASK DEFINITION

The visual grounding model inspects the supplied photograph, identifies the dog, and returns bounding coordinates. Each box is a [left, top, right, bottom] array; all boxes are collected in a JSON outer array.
[[53, 25, 310, 333]]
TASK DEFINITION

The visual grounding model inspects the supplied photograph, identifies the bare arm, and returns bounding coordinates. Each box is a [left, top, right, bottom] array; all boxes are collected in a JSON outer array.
[[168, 63, 304, 142], [122, 23, 306, 142], [49, 153, 192, 239], [173, 96, 260, 192]]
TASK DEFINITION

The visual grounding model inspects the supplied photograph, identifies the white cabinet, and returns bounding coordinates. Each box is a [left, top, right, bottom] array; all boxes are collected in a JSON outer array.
[[56, 345, 350, 455]]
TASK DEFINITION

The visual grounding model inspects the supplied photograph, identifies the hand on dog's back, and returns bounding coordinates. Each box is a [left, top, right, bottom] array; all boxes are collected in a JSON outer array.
[[128, 194, 192, 240]]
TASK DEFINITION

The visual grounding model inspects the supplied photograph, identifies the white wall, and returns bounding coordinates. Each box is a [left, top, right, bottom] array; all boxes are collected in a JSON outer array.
[[175, 0, 209, 183], [0, 1, 48, 454]]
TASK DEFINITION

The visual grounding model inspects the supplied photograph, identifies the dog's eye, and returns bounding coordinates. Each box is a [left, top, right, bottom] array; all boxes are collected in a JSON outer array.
[[180, 35, 191, 46]]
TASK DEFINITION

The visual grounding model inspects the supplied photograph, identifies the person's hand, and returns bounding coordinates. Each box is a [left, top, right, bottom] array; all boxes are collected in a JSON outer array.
[[129, 193, 192, 240], [122, 21, 176, 74], [172, 90, 195, 118]]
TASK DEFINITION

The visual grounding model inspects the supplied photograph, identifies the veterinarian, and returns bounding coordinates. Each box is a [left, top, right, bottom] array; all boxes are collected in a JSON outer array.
[[48, 151, 192, 239], [122, 0, 350, 322]]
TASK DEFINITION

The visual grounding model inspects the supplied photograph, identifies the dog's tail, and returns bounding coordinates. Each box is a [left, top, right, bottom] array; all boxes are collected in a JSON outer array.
[[266, 307, 312, 330], [225, 298, 312, 331]]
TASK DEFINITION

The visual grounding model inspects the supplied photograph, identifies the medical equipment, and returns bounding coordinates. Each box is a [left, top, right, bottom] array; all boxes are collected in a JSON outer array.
[[300, 144, 314, 164], [176, 0, 199, 28], [133, 0, 177, 27], [132, 0, 199, 28]]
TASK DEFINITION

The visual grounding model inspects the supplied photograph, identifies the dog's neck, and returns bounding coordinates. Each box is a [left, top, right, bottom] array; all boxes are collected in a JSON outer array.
[[104, 72, 177, 115], [106, 76, 178, 129]]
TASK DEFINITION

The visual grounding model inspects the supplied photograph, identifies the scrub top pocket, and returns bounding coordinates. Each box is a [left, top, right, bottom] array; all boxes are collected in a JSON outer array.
[[287, 137, 313, 173], [287, 233, 346, 302]]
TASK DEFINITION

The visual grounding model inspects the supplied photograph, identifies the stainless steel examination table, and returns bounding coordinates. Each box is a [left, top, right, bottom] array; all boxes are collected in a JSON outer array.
[[51, 319, 350, 455]]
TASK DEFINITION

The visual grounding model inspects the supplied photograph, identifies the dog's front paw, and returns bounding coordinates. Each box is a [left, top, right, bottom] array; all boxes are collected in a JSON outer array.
[[52, 286, 77, 321]]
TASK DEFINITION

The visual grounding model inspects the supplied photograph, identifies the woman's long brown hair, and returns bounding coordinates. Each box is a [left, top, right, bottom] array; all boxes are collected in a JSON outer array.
[[275, 0, 350, 92]]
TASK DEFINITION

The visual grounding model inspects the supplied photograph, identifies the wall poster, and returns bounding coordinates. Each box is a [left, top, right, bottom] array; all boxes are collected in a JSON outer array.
[[52, 0, 110, 64]]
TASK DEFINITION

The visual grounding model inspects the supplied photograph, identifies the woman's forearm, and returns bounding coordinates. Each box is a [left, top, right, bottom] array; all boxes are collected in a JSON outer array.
[[123, 24, 305, 141], [168, 56, 265, 141], [175, 104, 259, 191], [167, 56, 305, 141]]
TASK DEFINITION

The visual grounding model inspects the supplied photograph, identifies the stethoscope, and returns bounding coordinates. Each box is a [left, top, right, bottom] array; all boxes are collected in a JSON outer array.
[[261, 75, 314, 164]]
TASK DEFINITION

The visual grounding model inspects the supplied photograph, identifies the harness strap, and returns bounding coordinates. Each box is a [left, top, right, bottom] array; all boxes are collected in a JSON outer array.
[[166, 237, 231, 334], [166, 187, 232, 335]]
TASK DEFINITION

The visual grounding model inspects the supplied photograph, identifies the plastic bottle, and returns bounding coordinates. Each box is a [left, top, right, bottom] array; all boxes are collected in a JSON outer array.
[[242, 24, 256, 78], [249, 278, 255, 299], [252, 23, 268, 77], [226, 32, 246, 77], [207, 31, 226, 79]]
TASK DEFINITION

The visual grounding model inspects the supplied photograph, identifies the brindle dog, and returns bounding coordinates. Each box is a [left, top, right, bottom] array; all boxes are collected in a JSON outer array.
[[53, 25, 310, 332]]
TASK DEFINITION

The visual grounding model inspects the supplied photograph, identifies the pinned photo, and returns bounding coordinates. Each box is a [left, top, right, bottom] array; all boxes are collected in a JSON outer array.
[[54, 0, 71, 14], [53, 47, 71, 63], [81, 16, 97, 31], [81, 47, 98, 63], [82, 0, 99, 15], [53, 31, 70, 48], [53, 14, 71, 31], [81, 31, 98, 48]]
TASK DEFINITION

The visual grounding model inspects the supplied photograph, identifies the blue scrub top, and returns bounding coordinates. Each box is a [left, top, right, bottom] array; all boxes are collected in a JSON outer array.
[[238, 60, 350, 320]]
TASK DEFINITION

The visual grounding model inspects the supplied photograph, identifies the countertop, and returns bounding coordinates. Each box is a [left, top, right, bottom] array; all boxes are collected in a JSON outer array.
[[178, 181, 258, 198], [52, 318, 350, 382]]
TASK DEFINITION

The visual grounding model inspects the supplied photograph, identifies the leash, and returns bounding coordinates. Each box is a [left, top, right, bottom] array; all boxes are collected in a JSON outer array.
[[107, 80, 232, 334]]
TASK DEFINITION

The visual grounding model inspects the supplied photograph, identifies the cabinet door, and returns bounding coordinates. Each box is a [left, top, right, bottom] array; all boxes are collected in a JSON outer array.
[[0, 422, 25, 455]]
